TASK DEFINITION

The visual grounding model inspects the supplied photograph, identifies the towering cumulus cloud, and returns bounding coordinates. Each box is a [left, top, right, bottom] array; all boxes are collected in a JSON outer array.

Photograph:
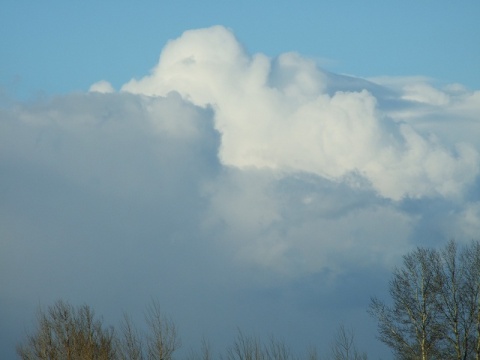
[[122, 26, 479, 200], [2, 25, 480, 359]]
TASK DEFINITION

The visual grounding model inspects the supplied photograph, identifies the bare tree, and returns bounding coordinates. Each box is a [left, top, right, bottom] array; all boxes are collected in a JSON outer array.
[[436, 240, 477, 359], [224, 330, 298, 360], [117, 313, 143, 360], [17, 300, 116, 360], [18, 299, 182, 360], [144, 300, 180, 360], [370, 240, 480, 360], [225, 330, 265, 360], [369, 247, 444, 360], [192, 337, 213, 360], [461, 241, 480, 360], [116, 300, 181, 360], [264, 336, 294, 360], [185, 337, 214, 360], [329, 325, 367, 360]]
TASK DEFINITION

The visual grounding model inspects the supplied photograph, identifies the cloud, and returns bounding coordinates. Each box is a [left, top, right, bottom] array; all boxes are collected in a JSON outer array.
[[1, 25, 479, 300], [1, 25, 480, 359], [121, 26, 480, 201], [203, 169, 415, 277], [0, 90, 224, 358], [0, 91, 219, 202], [89, 80, 115, 93]]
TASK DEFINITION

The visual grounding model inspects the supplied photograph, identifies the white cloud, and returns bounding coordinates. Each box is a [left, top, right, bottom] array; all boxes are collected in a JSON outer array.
[[121, 26, 479, 200], [2, 25, 478, 280], [452, 202, 480, 241], [89, 80, 115, 93], [204, 169, 415, 277], [2, 25, 480, 360]]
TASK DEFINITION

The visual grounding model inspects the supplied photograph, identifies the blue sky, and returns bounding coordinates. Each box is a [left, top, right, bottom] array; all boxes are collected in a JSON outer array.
[[2, 1, 479, 99], [1, 2, 480, 360]]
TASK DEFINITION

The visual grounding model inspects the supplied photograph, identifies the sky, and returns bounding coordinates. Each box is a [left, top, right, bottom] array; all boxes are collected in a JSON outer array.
[[1, 1, 480, 359]]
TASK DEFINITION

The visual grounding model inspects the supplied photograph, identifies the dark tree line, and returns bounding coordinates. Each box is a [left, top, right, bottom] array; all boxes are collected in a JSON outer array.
[[369, 240, 480, 360], [16, 300, 366, 360], [17, 300, 180, 360], [18, 240, 480, 360]]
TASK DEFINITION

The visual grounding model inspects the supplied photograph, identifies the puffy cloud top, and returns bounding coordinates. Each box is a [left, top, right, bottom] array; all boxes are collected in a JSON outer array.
[[122, 26, 480, 200], [89, 80, 115, 93]]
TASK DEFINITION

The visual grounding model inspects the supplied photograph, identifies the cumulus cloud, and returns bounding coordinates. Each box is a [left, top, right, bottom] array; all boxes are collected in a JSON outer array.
[[2, 24, 479, 282], [1, 24, 479, 285], [1, 24, 480, 359], [0, 92, 218, 202], [204, 169, 415, 276], [121, 26, 480, 201], [89, 80, 115, 93]]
